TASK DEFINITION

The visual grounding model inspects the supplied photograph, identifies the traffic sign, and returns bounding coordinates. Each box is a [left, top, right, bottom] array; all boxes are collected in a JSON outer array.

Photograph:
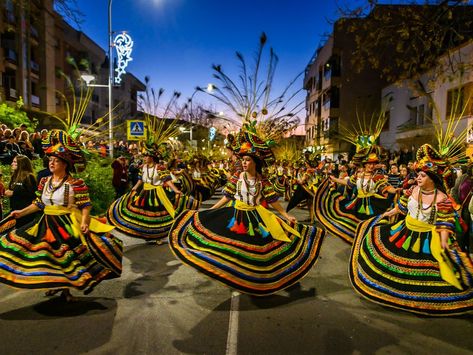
[[127, 120, 146, 140]]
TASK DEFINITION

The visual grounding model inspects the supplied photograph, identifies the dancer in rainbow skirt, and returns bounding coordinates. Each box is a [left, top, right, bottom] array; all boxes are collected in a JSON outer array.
[[107, 143, 200, 242], [315, 144, 398, 244], [350, 144, 473, 315], [169, 127, 326, 295], [0, 130, 122, 301]]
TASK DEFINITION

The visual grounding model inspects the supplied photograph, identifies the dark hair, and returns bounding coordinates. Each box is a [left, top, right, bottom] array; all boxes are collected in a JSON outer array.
[[425, 171, 446, 193], [242, 154, 263, 175], [10, 155, 36, 189]]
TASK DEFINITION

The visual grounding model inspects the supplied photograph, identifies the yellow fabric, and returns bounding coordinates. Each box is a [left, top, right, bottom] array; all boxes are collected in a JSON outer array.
[[357, 191, 386, 199], [234, 200, 300, 242], [143, 183, 176, 218], [405, 214, 462, 290]]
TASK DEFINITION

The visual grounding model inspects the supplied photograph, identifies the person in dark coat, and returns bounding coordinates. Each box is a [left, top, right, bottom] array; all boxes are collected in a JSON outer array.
[[112, 156, 129, 199]]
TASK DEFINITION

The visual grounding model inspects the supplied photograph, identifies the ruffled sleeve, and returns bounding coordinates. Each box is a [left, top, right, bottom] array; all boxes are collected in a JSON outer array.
[[159, 169, 172, 183], [435, 197, 456, 234], [71, 178, 92, 209], [223, 173, 239, 199], [262, 178, 279, 204], [398, 187, 414, 215], [347, 174, 357, 189], [33, 177, 48, 210], [373, 174, 389, 195]]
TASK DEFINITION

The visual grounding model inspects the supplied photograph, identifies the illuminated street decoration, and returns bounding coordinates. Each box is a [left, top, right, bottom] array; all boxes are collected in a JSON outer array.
[[113, 32, 133, 85], [209, 126, 217, 141]]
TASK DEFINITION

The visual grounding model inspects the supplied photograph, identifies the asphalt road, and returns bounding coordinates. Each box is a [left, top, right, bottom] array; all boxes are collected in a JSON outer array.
[[1, 194, 473, 355]]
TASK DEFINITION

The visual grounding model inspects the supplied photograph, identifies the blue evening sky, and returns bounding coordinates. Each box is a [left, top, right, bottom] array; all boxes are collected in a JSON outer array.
[[73, 0, 348, 110]]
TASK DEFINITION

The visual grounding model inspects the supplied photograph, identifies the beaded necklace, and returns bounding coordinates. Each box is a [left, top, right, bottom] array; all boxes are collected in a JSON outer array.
[[359, 173, 372, 194], [146, 164, 156, 182], [47, 175, 68, 205], [242, 172, 261, 205], [415, 188, 437, 224]]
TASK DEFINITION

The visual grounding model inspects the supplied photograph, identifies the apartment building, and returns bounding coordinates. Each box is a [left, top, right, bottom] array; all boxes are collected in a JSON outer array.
[[304, 17, 389, 159], [0, 0, 144, 132], [0, 0, 54, 112], [380, 40, 473, 152], [304, 4, 473, 159]]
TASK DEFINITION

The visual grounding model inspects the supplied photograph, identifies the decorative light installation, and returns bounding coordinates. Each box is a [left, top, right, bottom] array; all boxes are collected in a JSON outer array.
[[209, 126, 217, 141], [113, 32, 134, 85]]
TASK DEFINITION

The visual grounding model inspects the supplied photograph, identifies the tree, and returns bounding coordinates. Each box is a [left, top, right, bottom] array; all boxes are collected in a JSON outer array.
[[0, 98, 37, 131], [335, 1, 473, 83]]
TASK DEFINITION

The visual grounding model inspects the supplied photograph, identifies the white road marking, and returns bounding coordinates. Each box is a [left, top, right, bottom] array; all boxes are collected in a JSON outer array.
[[225, 291, 240, 355]]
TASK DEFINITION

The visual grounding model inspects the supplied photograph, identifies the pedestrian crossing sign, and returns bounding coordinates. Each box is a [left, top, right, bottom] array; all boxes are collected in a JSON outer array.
[[127, 120, 146, 140]]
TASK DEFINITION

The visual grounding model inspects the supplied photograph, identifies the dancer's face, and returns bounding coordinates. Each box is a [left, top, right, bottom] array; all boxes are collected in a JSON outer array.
[[364, 162, 375, 173], [416, 171, 434, 189], [49, 156, 67, 175], [242, 155, 256, 174]]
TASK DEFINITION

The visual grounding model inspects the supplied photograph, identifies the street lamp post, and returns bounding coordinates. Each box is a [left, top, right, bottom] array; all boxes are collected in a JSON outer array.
[[81, 1, 114, 158], [108, 0, 114, 158]]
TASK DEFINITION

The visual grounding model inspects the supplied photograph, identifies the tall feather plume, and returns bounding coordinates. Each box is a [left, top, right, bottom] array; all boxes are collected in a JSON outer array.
[[432, 89, 471, 165], [198, 33, 302, 143], [337, 108, 388, 151], [44, 57, 116, 140], [138, 77, 184, 150]]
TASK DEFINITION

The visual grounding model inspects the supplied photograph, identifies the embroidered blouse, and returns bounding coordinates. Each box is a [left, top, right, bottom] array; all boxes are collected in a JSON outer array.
[[140, 164, 171, 185], [347, 173, 389, 195], [398, 187, 455, 233], [34, 176, 92, 210], [223, 172, 278, 206]]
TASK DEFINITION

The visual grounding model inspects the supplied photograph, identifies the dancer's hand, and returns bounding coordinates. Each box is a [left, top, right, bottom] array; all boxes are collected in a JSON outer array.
[[80, 222, 89, 234], [284, 213, 297, 224], [441, 233, 449, 250], [9, 210, 22, 219]]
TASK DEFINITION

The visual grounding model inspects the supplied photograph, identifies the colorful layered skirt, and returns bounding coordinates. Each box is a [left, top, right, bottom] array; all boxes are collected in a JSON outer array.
[[350, 215, 473, 315], [107, 183, 200, 240], [314, 178, 392, 244], [0, 206, 122, 294], [169, 200, 326, 295]]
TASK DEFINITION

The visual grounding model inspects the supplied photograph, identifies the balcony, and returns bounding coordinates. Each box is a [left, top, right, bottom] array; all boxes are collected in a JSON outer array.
[[31, 95, 40, 106], [30, 60, 40, 73], [5, 48, 17, 63], [7, 88, 18, 99]]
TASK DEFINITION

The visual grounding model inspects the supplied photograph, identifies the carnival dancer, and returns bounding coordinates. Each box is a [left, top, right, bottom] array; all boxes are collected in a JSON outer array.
[[169, 128, 326, 295], [0, 130, 122, 301], [315, 144, 398, 244], [107, 143, 200, 242], [286, 153, 321, 223], [350, 143, 473, 315]]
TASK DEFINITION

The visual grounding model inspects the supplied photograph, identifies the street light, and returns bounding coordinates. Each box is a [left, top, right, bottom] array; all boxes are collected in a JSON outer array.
[[80, 1, 114, 158]]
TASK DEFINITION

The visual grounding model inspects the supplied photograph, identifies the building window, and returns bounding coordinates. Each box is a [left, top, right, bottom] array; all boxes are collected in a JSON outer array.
[[322, 92, 331, 110], [330, 87, 340, 109], [417, 104, 425, 126], [324, 63, 331, 81], [446, 83, 473, 117]]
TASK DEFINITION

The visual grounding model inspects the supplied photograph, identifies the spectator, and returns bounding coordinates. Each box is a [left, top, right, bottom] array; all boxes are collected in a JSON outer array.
[[128, 147, 142, 187], [18, 131, 35, 159], [4, 155, 38, 227], [111, 156, 129, 199], [31, 132, 44, 157], [387, 164, 402, 188]]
